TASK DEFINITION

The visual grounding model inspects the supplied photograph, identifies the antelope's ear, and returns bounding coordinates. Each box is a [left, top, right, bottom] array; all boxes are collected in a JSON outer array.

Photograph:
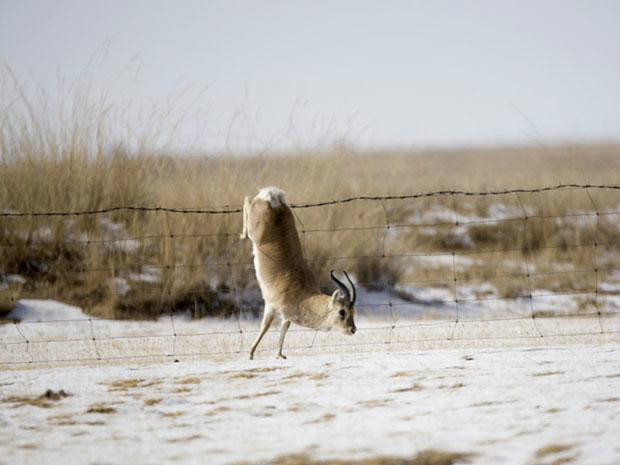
[[331, 290, 341, 305]]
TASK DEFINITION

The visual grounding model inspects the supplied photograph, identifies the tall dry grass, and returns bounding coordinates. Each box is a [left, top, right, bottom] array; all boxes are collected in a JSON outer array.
[[1, 67, 619, 318]]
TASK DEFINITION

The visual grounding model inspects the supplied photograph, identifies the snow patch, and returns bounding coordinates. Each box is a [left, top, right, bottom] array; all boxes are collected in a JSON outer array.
[[127, 266, 161, 283], [7, 300, 88, 322]]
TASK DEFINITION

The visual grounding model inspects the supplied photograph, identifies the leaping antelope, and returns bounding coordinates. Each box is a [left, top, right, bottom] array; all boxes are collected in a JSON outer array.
[[240, 187, 357, 359]]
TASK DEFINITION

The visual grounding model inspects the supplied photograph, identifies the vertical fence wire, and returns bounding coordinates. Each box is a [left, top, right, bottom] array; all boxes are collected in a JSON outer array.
[[1, 184, 619, 367]]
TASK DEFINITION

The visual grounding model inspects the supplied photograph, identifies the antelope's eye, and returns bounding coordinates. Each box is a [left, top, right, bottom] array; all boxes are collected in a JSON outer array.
[[338, 309, 346, 319]]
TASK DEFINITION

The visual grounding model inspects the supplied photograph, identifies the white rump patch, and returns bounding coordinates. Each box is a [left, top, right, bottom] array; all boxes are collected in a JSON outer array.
[[256, 186, 287, 209]]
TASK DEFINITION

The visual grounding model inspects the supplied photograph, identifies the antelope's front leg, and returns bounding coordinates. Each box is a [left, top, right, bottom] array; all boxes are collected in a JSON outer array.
[[276, 320, 291, 359], [239, 196, 250, 239]]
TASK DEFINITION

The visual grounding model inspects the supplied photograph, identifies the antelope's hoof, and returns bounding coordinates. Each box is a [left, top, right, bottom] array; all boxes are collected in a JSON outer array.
[[276, 353, 287, 360]]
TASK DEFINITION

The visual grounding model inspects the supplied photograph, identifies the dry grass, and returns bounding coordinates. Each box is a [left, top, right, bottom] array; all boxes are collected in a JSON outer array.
[[86, 404, 116, 414], [236, 390, 281, 400], [235, 449, 473, 465], [106, 378, 144, 391], [1, 69, 619, 319], [305, 413, 336, 424], [534, 444, 574, 458], [176, 377, 201, 385], [392, 383, 423, 393], [2, 389, 70, 408]]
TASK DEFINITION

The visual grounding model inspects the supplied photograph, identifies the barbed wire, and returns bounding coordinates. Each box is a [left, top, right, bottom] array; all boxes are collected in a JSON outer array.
[[1, 183, 618, 217], [1, 183, 619, 368], [1, 210, 618, 248]]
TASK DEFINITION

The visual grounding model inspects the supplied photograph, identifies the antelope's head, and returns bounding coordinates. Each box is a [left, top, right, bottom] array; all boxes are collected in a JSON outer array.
[[328, 270, 357, 335]]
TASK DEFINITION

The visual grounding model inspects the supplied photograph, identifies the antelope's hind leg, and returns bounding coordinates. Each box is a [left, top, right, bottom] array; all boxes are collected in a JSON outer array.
[[249, 305, 275, 360], [276, 320, 291, 359]]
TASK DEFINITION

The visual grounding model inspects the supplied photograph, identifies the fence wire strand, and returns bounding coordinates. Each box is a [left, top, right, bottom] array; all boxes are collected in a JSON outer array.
[[1, 184, 620, 367]]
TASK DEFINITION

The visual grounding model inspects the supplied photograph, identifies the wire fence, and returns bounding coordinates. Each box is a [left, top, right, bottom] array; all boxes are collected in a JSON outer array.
[[1, 183, 619, 367]]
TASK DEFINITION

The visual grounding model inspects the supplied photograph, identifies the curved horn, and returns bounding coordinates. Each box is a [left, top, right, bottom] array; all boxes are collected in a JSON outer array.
[[342, 270, 356, 307], [330, 270, 351, 303]]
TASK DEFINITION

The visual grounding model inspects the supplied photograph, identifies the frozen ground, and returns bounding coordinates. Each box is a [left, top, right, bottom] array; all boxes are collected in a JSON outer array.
[[2, 344, 620, 465], [1, 302, 620, 465]]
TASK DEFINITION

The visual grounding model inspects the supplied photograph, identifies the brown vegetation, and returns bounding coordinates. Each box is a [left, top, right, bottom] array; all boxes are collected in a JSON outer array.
[[1, 70, 618, 319], [86, 403, 116, 414], [2, 389, 70, 408], [235, 449, 473, 465]]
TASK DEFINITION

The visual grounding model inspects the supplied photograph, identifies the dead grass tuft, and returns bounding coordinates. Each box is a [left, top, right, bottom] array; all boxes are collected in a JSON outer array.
[[237, 390, 281, 400], [471, 400, 506, 408], [356, 399, 393, 408], [206, 406, 231, 416], [144, 398, 163, 406], [167, 434, 202, 443], [2, 389, 70, 408], [534, 444, 574, 458], [545, 408, 564, 414], [177, 377, 201, 385], [305, 413, 336, 424], [173, 387, 193, 394], [47, 413, 78, 426], [86, 404, 116, 414], [438, 383, 466, 390], [236, 449, 473, 465], [106, 378, 144, 391], [531, 371, 564, 377], [392, 383, 423, 393], [18, 443, 39, 450], [229, 372, 258, 379]]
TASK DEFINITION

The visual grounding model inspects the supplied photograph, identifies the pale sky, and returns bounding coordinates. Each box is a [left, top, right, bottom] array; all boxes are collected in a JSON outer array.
[[1, 0, 619, 153]]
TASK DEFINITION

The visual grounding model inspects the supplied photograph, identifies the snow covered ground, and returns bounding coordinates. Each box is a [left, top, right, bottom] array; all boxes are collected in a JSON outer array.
[[1, 300, 620, 465], [2, 298, 619, 368], [2, 344, 619, 465]]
